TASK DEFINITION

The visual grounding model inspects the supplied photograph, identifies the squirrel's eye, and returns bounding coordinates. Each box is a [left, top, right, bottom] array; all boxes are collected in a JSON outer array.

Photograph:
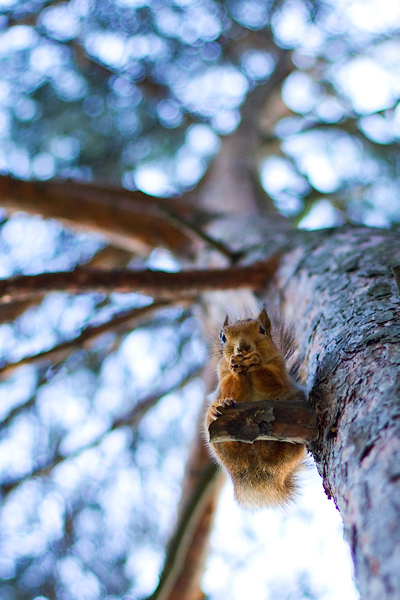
[[220, 332, 227, 343], [259, 325, 266, 335]]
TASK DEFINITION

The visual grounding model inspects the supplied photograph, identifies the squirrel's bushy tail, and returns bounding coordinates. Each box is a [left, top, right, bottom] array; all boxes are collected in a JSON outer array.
[[232, 475, 298, 508], [232, 462, 303, 509], [229, 441, 307, 509], [270, 314, 303, 384]]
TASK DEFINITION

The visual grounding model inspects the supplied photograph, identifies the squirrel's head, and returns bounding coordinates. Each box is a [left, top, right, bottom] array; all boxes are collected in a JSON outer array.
[[219, 307, 274, 359]]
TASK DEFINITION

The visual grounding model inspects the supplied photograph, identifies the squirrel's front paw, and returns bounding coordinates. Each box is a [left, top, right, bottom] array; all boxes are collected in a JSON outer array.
[[208, 398, 236, 421], [230, 352, 262, 373], [230, 355, 245, 373], [219, 398, 236, 409], [208, 405, 222, 421], [241, 351, 262, 371]]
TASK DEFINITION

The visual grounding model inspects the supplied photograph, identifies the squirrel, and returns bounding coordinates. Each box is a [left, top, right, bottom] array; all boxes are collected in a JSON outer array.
[[205, 307, 307, 509]]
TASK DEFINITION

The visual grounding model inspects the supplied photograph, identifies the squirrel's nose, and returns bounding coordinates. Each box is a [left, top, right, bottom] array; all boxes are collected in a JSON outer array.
[[237, 343, 250, 354]]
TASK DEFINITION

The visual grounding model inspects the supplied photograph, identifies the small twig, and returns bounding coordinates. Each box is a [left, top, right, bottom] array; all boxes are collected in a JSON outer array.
[[5, 0, 66, 26], [0, 258, 280, 305], [208, 397, 318, 446], [0, 391, 38, 430], [156, 203, 242, 263], [0, 299, 192, 378], [0, 365, 202, 496]]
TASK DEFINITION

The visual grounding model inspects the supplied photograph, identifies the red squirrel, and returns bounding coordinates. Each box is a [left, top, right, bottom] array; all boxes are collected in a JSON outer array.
[[205, 307, 306, 508]]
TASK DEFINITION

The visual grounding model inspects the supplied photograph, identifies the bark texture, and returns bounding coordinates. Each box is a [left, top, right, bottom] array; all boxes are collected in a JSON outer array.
[[270, 225, 400, 600], [208, 397, 317, 444]]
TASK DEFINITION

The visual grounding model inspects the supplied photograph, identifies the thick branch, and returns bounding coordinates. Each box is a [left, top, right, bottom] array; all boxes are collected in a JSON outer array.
[[197, 48, 295, 216], [128, 361, 221, 600], [165, 488, 221, 600], [0, 258, 279, 305], [0, 175, 209, 255], [148, 462, 220, 600], [208, 397, 318, 445]]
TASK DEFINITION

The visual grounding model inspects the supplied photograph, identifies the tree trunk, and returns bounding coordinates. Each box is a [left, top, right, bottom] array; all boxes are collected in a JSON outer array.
[[4, 177, 400, 597], [267, 225, 400, 600], [3, 71, 399, 599]]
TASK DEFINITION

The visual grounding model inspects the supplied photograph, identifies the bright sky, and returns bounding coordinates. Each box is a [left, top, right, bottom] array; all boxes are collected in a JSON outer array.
[[204, 465, 359, 600]]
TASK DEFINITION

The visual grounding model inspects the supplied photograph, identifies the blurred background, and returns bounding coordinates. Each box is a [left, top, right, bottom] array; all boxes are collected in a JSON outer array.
[[0, 0, 400, 598]]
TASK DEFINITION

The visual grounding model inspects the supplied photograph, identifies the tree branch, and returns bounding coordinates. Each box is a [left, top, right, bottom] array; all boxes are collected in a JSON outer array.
[[0, 393, 37, 431], [155, 203, 240, 263], [0, 175, 209, 256], [165, 484, 222, 600], [0, 299, 192, 378], [151, 364, 224, 600], [147, 462, 220, 600], [0, 365, 202, 496], [0, 258, 279, 305], [0, 298, 40, 324], [208, 397, 318, 445], [5, 0, 66, 26]]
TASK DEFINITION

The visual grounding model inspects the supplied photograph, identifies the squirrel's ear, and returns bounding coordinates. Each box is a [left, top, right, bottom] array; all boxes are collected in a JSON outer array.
[[223, 314, 229, 328], [259, 306, 271, 335]]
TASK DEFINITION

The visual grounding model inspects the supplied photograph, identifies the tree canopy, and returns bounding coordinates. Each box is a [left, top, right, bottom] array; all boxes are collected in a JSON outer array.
[[0, 0, 399, 599]]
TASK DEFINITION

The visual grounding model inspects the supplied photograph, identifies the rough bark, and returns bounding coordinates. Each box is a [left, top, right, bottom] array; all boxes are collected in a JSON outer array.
[[208, 397, 318, 444], [268, 224, 400, 600]]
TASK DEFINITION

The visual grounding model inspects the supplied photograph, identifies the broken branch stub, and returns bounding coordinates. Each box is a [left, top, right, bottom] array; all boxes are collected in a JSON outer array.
[[208, 397, 318, 445]]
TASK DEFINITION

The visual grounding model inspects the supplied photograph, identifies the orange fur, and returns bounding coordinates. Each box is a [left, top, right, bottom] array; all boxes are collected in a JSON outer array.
[[205, 308, 306, 508]]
